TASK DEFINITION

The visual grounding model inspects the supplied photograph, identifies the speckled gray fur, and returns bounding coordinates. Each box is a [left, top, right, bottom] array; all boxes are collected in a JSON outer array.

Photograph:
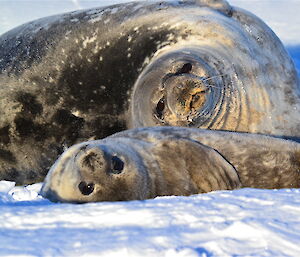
[[0, 0, 299, 184]]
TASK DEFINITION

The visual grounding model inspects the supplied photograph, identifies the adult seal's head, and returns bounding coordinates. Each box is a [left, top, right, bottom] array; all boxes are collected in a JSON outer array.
[[41, 127, 300, 203], [130, 3, 300, 134], [0, 0, 299, 184]]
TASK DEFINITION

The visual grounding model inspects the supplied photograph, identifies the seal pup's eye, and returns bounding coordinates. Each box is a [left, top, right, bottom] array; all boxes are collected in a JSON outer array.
[[78, 181, 95, 195], [111, 156, 124, 174]]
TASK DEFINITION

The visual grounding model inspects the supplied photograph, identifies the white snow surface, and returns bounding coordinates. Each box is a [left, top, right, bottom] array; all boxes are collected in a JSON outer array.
[[1, 0, 300, 256], [1, 182, 300, 256]]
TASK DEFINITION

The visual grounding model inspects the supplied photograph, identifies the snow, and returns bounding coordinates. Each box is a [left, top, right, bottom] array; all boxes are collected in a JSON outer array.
[[1, 0, 300, 256], [1, 182, 300, 256]]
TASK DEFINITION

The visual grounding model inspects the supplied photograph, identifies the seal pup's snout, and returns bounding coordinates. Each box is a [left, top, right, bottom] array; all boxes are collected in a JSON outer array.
[[76, 147, 125, 176], [76, 155, 125, 196], [75, 147, 107, 197], [75, 147, 126, 199], [77, 147, 108, 173]]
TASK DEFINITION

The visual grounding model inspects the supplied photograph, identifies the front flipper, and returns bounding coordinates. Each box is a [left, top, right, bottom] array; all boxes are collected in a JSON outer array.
[[152, 137, 241, 195]]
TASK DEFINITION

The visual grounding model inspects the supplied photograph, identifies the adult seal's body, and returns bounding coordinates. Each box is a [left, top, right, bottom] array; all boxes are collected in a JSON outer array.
[[41, 127, 300, 203], [0, 0, 299, 184]]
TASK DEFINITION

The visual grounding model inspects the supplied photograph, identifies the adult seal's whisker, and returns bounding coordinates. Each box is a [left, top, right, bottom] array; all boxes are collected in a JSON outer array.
[[201, 74, 227, 82]]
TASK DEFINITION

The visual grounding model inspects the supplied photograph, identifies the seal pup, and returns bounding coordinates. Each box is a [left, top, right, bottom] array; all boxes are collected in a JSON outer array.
[[0, 0, 299, 184], [40, 127, 300, 203]]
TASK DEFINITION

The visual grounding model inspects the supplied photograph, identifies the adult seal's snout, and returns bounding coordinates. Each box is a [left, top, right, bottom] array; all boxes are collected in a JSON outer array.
[[164, 73, 210, 122]]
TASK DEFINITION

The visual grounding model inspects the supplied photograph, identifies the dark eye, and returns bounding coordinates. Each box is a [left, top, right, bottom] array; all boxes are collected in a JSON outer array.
[[156, 97, 165, 120], [78, 181, 95, 195], [111, 156, 124, 174]]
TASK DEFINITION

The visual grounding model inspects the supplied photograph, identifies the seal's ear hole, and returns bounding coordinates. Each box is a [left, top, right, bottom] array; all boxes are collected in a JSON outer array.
[[177, 63, 192, 74], [111, 156, 124, 174], [156, 97, 165, 119], [78, 181, 95, 195]]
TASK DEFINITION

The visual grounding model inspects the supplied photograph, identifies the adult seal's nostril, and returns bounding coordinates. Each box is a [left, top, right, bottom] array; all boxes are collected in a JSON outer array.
[[78, 181, 95, 195]]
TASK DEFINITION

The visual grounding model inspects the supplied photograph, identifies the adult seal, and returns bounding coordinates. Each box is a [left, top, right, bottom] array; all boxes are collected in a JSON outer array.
[[0, 0, 299, 184], [40, 127, 300, 203]]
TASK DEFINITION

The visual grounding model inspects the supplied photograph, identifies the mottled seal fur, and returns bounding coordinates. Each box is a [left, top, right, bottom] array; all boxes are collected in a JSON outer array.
[[0, 0, 299, 184], [41, 127, 300, 203]]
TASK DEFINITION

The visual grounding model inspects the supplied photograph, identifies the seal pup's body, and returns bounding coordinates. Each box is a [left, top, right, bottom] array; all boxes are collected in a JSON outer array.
[[41, 127, 300, 203]]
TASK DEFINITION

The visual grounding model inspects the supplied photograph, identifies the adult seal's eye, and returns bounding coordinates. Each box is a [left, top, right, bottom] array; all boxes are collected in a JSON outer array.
[[78, 181, 95, 195], [111, 156, 124, 174]]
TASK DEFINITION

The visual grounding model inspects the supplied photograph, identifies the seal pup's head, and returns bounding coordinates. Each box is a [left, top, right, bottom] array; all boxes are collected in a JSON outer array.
[[40, 140, 151, 203]]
